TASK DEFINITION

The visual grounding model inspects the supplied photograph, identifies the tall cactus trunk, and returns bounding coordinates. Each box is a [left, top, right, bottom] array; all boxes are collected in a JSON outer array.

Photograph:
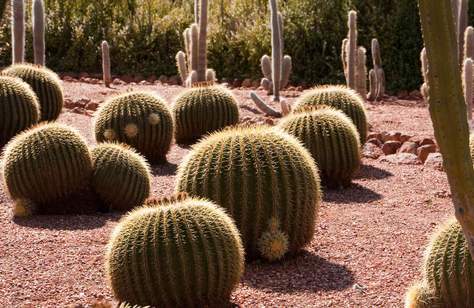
[[32, 0, 45, 66], [418, 0, 474, 261], [101, 41, 111, 87], [458, 0, 469, 65], [12, 0, 24, 64], [197, 0, 208, 82], [463, 58, 473, 120], [270, 0, 281, 102]]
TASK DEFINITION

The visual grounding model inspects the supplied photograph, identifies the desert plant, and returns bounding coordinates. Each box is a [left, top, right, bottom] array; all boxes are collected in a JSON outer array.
[[11, 0, 24, 64], [94, 91, 173, 164], [0, 76, 40, 146], [91, 143, 151, 211], [105, 197, 244, 307], [292, 85, 368, 143], [356, 46, 367, 100], [176, 0, 216, 87], [405, 220, 474, 308], [173, 85, 239, 144], [176, 126, 321, 261], [420, 47, 429, 100], [2, 64, 63, 121], [342, 10, 357, 90], [278, 108, 361, 188], [101, 41, 111, 87], [463, 58, 473, 120], [1, 123, 93, 214], [451, 0, 469, 65], [367, 39, 386, 101], [32, 0, 45, 66]]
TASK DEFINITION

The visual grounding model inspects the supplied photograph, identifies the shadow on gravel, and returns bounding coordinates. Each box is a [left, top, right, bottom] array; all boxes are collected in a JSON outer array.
[[151, 162, 178, 176], [323, 183, 383, 203], [244, 250, 354, 293], [13, 212, 120, 231], [354, 164, 394, 180]]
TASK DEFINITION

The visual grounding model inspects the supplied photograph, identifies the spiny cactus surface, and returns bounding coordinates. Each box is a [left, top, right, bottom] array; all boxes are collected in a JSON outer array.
[[2, 64, 63, 121], [278, 108, 361, 188], [106, 198, 244, 307], [293, 85, 368, 142], [0, 76, 40, 146], [176, 126, 321, 261], [91, 143, 151, 211], [2, 123, 92, 208], [94, 91, 174, 163], [173, 85, 239, 144]]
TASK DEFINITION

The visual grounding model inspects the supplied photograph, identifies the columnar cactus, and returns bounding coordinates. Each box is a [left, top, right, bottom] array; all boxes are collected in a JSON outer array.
[[91, 143, 151, 211], [1, 123, 93, 214], [11, 0, 24, 64], [32, 0, 45, 66], [2, 64, 64, 121], [105, 197, 244, 307], [101, 41, 111, 87], [173, 85, 239, 144], [278, 108, 361, 188], [176, 126, 321, 261], [463, 58, 473, 120], [176, 0, 215, 87], [292, 85, 368, 143], [346, 11, 357, 89], [356, 47, 367, 100], [420, 47, 429, 100], [464, 26, 474, 62], [94, 91, 174, 163], [0, 76, 40, 146], [367, 39, 386, 101], [405, 220, 474, 308]]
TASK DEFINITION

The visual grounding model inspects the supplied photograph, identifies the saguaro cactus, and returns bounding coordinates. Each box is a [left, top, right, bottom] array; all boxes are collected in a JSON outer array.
[[250, 0, 292, 117], [420, 47, 429, 100], [101, 41, 111, 87], [11, 0, 24, 64], [176, 0, 215, 87], [32, 0, 45, 66], [418, 0, 474, 265], [367, 39, 386, 101]]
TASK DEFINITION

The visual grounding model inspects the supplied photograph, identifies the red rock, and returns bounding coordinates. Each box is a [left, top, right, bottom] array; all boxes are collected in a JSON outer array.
[[381, 131, 402, 142], [382, 141, 402, 155], [85, 102, 99, 111], [362, 143, 384, 159], [398, 141, 418, 154], [419, 138, 435, 146], [112, 78, 125, 85], [264, 118, 275, 126], [64, 99, 75, 109], [367, 132, 382, 142], [252, 80, 261, 88], [367, 138, 382, 147], [233, 79, 242, 88], [379, 153, 421, 165], [242, 79, 252, 88], [424, 153, 444, 171], [147, 75, 157, 83], [417, 144, 437, 162], [158, 75, 168, 83], [400, 134, 412, 143]]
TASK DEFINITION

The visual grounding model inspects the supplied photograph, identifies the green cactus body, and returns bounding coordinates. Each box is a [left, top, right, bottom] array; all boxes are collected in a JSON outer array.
[[173, 85, 239, 144], [2, 64, 63, 121], [1, 123, 92, 208], [0, 76, 40, 146], [278, 108, 361, 188], [176, 126, 321, 261], [292, 85, 368, 143], [91, 143, 151, 211], [94, 91, 174, 164], [106, 198, 244, 307]]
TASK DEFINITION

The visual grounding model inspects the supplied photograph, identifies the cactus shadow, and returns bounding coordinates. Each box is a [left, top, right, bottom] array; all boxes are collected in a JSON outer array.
[[243, 251, 354, 293], [150, 162, 178, 176], [323, 183, 383, 203], [13, 212, 120, 231], [354, 164, 393, 180]]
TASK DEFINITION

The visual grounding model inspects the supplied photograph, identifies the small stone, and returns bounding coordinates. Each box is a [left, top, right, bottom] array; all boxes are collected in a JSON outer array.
[[362, 143, 384, 159], [85, 102, 99, 111], [63, 75, 74, 82], [381, 131, 402, 142], [379, 153, 421, 165], [419, 138, 435, 146], [409, 90, 422, 99], [367, 138, 382, 147], [139, 80, 149, 85], [367, 132, 382, 142], [382, 141, 402, 155], [417, 144, 437, 163], [264, 118, 275, 126], [399, 141, 418, 154], [112, 78, 125, 85], [242, 78, 252, 88], [64, 99, 75, 109], [424, 153, 444, 171], [400, 134, 412, 143]]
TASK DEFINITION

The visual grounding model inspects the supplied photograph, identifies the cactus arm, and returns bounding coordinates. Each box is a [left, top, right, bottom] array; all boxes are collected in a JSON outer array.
[[269, 0, 281, 102], [356, 47, 367, 101], [419, 0, 474, 260], [101, 41, 112, 87], [205, 68, 215, 83], [463, 58, 473, 120], [12, 0, 24, 64], [190, 23, 199, 75], [347, 11, 357, 89], [176, 51, 188, 85], [194, 0, 199, 24], [464, 26, 474, 62], [250, 91, 282, 118], [261, 55, 272, 80], [32, 0, 45, 66], [367, 69, 377, 101], [197, 0, 208, 81], [281, 55, 292, 89], [341, 38, 349, 80], [458, 0, 468, 64]]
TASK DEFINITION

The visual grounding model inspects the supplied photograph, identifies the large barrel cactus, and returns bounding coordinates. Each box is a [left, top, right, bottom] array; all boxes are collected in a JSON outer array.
[[0, 76, 40, 146], [405, 220, 474, 308], [173, 85, 239, 143], [2, 64, 64, 121], [293, 85, 368, 142], [176, 126, 321, 261], [2, 123, 93, 213], [94, 91, 174, 164], [91, 143, 151, 211], [105, 197, 244, 307], [278, 108, 361, 188]]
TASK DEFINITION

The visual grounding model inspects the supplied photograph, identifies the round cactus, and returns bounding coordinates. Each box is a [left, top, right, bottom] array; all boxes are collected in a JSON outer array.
[[105, 197, 244, 307], [292, 85, 368, 142], [278, 108, 361, 188], [176, 126, 321, 261], [91, 143, 151, 211], [173, 85, 239, 143], [2, 64, 64, 121], [2, 123, 93, 212], [0, 76, 40, 147], [405, 220, 474, 308], [94, 91, 174, 164]]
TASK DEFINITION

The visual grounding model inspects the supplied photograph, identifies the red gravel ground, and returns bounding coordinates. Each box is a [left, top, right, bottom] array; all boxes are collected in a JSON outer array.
[[0, 81, 453, 307]]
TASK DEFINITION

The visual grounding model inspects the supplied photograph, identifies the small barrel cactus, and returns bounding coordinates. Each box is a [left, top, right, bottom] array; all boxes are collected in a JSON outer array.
[[94, 91, 174, 164], [0, 76, 40, 146], [105, 197, 244, 307], [2, 64, 63, 121], [176, 126, 321, 261], [2, 123, 93, 213], [173, 85, 239, 143], [91, 143, 151, 211], [278, 108, 361, 188], [405, 220, 474, 308], [292, 85, 368, 143]]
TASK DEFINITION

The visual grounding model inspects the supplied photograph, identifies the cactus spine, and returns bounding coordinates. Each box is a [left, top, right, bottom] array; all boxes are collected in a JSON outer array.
[[106, 198, 244, 307], [368, 39, 386, 101], [32, 0, 45, 66], [101, 41, 111, 87], [463, 58, 473, 120], [11, 0, 24, 64]]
